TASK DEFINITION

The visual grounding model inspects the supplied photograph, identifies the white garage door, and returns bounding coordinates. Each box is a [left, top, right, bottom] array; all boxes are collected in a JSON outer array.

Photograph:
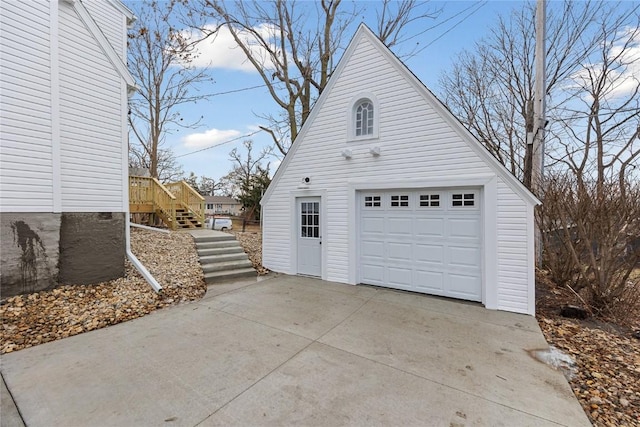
[[359, 188, 482, 301]]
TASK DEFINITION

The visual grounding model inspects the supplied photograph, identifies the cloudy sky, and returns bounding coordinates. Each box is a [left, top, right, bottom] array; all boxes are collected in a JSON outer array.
[[125, 1, 640, 183]]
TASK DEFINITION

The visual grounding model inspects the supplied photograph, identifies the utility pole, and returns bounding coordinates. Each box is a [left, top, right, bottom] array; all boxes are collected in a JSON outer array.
[[533, 0, 546, 194], [533, 0, 547, 265]]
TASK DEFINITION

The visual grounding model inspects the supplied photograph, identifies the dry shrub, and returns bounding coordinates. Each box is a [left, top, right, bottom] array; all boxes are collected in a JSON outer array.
[[537, 173, 640, 324]]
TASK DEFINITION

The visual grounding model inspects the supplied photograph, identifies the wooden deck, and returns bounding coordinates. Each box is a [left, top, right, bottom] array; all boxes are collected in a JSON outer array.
[[129, 176, 205, 230]]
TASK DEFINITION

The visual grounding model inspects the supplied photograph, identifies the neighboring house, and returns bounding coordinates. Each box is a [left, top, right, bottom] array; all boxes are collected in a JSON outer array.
[[204, 196, 241, 216], [0, 0, 135, 297], [261, 25, 540, 316]]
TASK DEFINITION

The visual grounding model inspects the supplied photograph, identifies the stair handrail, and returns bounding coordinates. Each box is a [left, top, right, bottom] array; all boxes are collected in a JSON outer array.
[[166, 180, 205, 225], [129, 176, 177, 230]]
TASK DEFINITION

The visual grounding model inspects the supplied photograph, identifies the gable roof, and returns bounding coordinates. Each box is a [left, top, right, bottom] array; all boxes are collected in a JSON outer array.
[[204, 196, 240, 204], [262, 24, 540, 207]]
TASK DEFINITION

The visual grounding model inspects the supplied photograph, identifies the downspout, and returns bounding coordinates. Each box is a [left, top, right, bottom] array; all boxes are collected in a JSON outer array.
[[126, 215, 163, 293]]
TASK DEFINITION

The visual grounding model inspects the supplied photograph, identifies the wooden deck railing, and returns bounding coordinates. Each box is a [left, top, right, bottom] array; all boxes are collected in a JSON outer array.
[[129, 176, 177, 228], [129, 176, 204, 230], [166, 180, 205, 224]]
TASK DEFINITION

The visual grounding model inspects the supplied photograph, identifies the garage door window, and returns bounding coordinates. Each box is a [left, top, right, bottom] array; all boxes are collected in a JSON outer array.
[[364, 195, 382, 207], [390, 195, 409, 207], [452, 193, 475, 207], [419, 194, 440, 207]]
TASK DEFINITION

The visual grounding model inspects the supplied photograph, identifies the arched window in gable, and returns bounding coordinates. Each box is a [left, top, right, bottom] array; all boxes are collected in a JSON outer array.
[[355, 100, 374, 136]]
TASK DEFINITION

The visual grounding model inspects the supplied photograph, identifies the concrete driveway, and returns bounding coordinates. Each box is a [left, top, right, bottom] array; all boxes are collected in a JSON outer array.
[[1, 275, 589, 427]]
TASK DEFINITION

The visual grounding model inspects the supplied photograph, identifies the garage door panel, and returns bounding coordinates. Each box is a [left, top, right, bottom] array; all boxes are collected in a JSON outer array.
[[387, 217, 412, 235], [362, 217, 385, 234], [361, 264, 384, 284], [415, 270, 444, 292], [388, 267, 413, 287], [361, 240, 384, 258], [415, 244, 444, 264], [359, 189, 482, 303], [388, 242, 412, 261], [448, 218, 481, 239], [448, 246, 481, 268], [414, 218, 445, 237], [448, 273, 481, 299]]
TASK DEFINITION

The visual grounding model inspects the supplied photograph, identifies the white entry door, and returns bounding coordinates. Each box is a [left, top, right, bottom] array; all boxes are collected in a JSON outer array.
[[359, 189, 482, 302], [297, 197, 322, 277]]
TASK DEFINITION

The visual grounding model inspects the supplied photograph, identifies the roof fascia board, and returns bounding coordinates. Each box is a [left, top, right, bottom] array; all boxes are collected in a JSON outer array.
[[64, 0, 136, 91], [261, 24, 370, 205]]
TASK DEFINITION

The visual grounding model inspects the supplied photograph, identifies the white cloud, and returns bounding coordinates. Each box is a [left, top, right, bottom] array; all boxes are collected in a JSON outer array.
[[179, 24, 280, 72], [182, 128, 242, 149]]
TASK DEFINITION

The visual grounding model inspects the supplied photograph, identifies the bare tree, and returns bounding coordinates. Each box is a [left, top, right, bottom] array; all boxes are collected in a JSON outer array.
[[439, 1, 611, 184], [222, 140, 271, 196], [183, 172, 223, 196], [129, 146, 184, 183], [127, 0, 213, 179], [548, 9, 640, 197], [184, 0, 438, 155]]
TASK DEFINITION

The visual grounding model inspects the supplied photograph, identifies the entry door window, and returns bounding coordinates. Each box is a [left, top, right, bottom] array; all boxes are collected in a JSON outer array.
[[300, 201, 320, 238]]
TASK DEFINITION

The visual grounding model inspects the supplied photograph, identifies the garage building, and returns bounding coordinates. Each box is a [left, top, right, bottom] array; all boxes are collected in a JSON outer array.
[[261, 25, 539, 315]]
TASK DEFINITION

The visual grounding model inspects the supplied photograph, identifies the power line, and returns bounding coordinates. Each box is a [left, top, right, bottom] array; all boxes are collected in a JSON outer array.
[[204, 84, 268, 98], [420, 1, 488, 50], [399, 1, 488, 45], [175, 130, 262, 158]]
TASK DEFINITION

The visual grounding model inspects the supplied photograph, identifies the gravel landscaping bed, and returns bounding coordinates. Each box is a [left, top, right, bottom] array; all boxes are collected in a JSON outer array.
[[1, 228, 206, 354], [230, 230, 269, 275]]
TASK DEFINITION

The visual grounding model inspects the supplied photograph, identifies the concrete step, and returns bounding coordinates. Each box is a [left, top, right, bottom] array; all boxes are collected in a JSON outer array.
[[196, 240, 240, 250], [202, 259, 253, 273], [192, 232, 257, 285], [199, 252, 247, 264], [194, 234, 236, 243], [204, 268, 257, 284], [198, 246, 245, 257]]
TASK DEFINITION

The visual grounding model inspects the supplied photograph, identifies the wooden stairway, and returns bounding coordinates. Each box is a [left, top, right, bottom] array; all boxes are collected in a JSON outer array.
[[129, 176, 205, 230]]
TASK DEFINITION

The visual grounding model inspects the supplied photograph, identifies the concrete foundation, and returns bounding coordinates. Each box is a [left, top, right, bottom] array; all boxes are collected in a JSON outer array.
[[0, 212, 125, 298], [58, 212, 125, 285], [0, 213, 61, 297]]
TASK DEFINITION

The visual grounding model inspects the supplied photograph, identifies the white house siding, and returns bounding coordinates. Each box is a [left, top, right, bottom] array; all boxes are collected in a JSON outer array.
[[263, 35, 495, 284], [0, 2, 53, 212], [84, 0, 126, 60], [496, 177, 532, 314], [58, 2, 125, 212]]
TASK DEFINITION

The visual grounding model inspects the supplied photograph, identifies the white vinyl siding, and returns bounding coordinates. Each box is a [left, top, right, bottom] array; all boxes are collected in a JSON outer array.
[[0, 1, 54, 212], [58, 3, 125, 211], [83, 0, 126, 60], [0, 0, 128, 214], [496, 178, 531, 313]]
